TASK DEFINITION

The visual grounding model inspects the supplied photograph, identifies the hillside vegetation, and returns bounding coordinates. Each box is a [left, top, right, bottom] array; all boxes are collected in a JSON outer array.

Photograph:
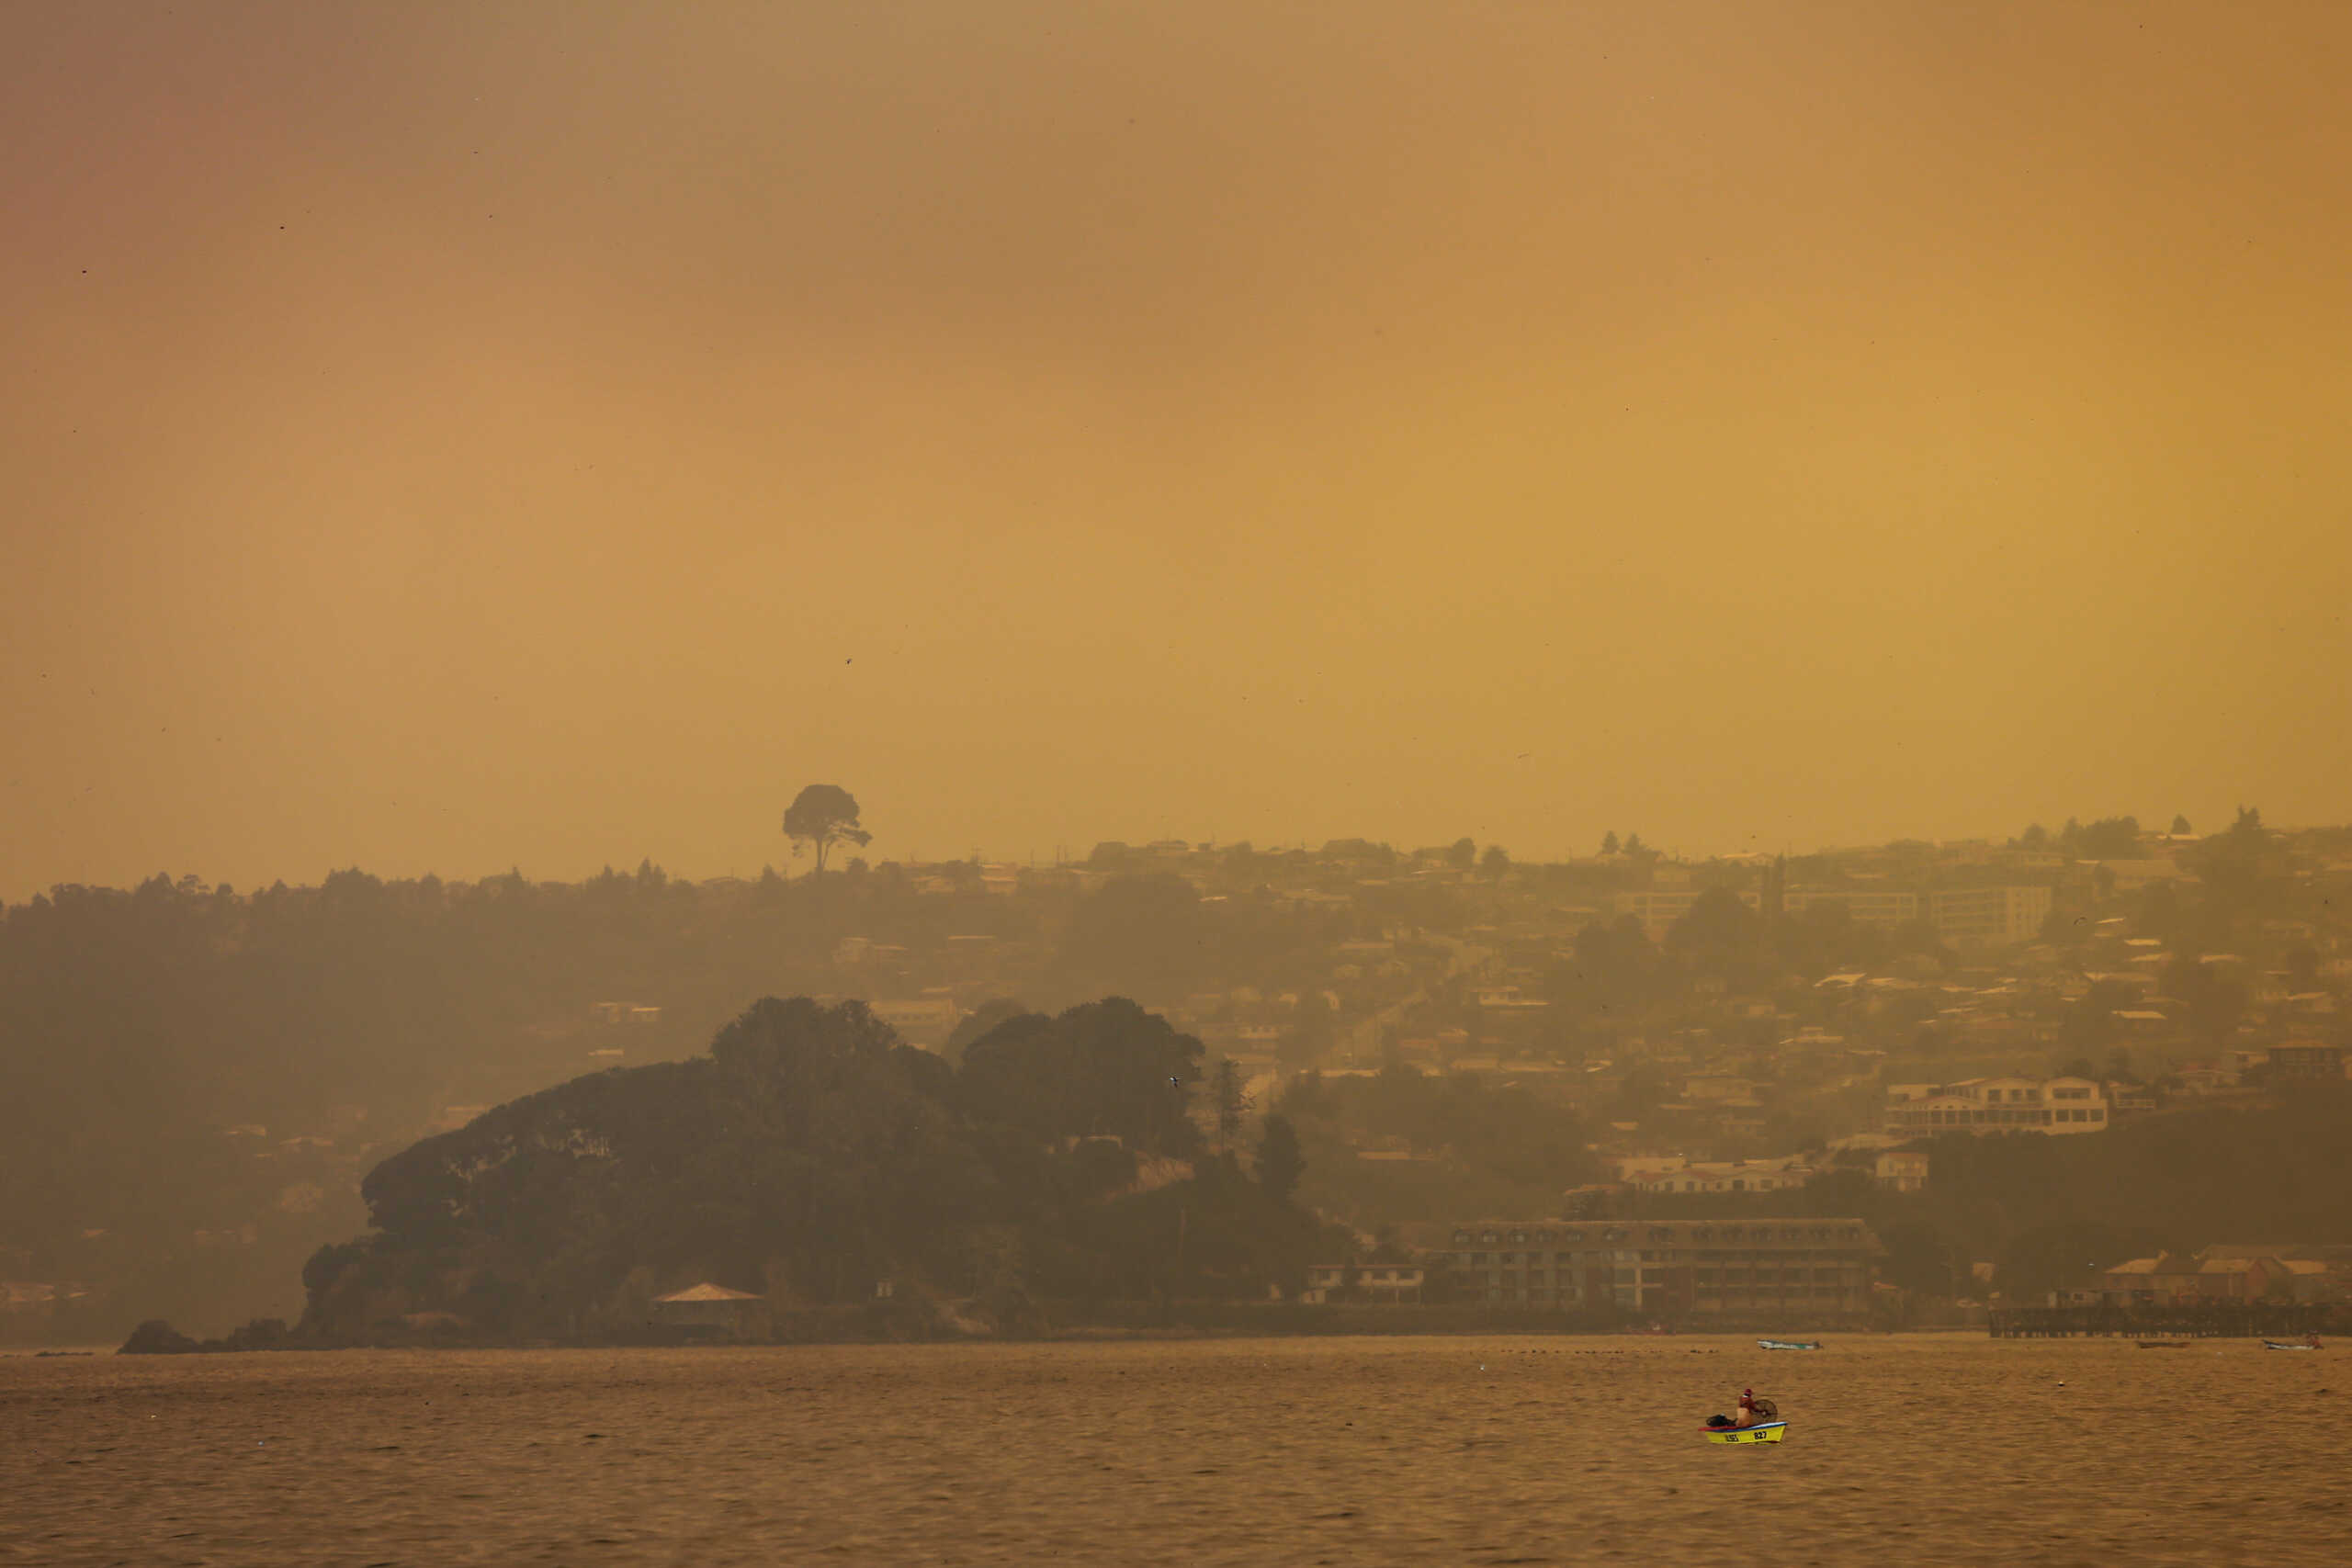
[[298, 997, 1332, 1341]]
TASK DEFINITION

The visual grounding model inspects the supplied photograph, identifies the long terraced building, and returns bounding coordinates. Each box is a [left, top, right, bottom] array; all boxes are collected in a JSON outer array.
[[1404, 1217, 1883, 1321]]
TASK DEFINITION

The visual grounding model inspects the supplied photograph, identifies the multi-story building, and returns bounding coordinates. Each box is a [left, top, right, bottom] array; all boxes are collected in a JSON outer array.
[[2268, 1043, 2347, 1081], [1781, 888, 1921, 927], [1628, 1157, 1815, 1195], [1883, 1076, 2108, 1136], [1412, 1217, 1879, 1318], [1621, 883, 2051, 946], [1928, 886, 2053, 948]]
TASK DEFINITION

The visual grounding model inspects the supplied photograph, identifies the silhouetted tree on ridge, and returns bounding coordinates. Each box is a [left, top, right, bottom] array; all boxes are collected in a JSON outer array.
[[783, 784, 870, 877]]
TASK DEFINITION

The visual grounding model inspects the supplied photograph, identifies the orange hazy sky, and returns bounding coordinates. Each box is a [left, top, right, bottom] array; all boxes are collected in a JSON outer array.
[[5, 1, 2347, 896]]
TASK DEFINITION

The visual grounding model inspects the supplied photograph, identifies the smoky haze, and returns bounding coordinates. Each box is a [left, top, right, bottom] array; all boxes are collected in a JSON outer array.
[[6, 1, 2350, 897]]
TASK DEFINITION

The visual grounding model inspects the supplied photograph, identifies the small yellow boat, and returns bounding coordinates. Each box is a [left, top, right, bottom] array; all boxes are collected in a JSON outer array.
[[1702, 1421, 1788, 1445]]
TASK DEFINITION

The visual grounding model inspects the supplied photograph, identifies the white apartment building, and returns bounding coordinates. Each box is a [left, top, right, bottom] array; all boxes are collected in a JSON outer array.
[[1618, 882, 2053, 950], [1631, 1157, 1816, 1195], [1928, 886, 2053, 948], [1883, 1075, 2108, 1136]]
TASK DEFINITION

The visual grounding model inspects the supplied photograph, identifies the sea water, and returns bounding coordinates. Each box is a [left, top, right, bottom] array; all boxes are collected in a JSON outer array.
[[4, 1334, 2343, 1565]]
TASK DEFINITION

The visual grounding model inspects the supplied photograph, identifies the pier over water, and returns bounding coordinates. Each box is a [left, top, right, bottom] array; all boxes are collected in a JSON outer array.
[[1987, 1303, 2344, 1339]]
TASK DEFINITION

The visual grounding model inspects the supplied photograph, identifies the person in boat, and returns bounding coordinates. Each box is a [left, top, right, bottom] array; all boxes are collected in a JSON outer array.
[[1707, 1390, 1769, 1428]]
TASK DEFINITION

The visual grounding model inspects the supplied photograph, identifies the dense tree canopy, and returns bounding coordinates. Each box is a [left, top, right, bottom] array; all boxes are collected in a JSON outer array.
[[956, 998, 1204, 1156], [1546, 914, 1659, 1015], [1274, 1065, 1603, 1225], [1665, 886, 1768, 991], [301, 996, 1311, 1340], [2064, 816, 2143, 860], [1255, 1115, 1306, 1204]]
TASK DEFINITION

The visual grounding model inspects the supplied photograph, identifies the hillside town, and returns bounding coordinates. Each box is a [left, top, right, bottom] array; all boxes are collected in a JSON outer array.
[[829, 810, 2348, 1163], [6, 808, 2351, 1341], [803, 809, 2352, 1325]]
